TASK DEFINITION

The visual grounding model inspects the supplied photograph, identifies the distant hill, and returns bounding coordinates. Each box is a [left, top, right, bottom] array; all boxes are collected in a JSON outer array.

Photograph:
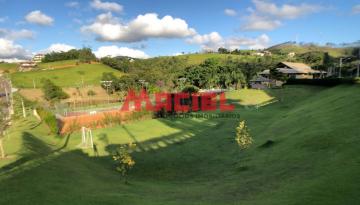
[[266, 42, 357, 57]]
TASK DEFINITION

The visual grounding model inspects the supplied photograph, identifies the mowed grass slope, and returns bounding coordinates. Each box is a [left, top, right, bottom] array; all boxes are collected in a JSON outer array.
[[176, 53, 256, 65], [11, 63, 123, 88], [0, 85, 359, 204], [37, 59, 79, 69], [0, 63, 18, 73]]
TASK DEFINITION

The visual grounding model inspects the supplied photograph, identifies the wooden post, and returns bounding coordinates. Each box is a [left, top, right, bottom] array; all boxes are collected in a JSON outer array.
[[22, 99, 27, 118]]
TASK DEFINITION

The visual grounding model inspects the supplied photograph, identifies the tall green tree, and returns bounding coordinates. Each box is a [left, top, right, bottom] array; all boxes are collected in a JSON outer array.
[[42, 79, 69, 101], [78, 48, 96, 63]]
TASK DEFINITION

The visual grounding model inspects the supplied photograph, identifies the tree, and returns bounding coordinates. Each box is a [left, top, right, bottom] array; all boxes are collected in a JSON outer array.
[[235, 120, 253, 149], [42, 49, 80, 63], [78, 47, 96, 63], [113, 143, 136, 184], [218, 47, 230, 54], [42, 79, 69, 101]]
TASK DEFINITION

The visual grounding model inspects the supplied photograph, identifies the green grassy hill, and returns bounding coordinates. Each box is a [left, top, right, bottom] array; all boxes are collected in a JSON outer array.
[[179, 53, 245, 64], [0, 85, 359, 204], [11, 62, 123, 88], [168, 53, 268, 65], [0, 62, 18, 73], [267, 43, 351, 57], [37, 59, 79, 69]]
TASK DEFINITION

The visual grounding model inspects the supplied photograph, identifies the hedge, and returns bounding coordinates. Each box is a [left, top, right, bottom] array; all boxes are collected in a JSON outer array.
[[285, 78, 359, 86], [36, 107, 59, 134]]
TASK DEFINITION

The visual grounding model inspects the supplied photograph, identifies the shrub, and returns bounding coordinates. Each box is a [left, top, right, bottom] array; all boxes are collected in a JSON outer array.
[[37, 107, 58, 134], [87, 90, 96, 96], [113, 143, 136, 183], [235, 120, 253, 149], [285, 78, 357, 86], [42, 79, 69, 101]]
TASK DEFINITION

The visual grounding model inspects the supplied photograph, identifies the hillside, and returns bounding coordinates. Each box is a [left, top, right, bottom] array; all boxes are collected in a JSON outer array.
[[266, 42, 353, 57], [0, 85, 359, 204], [0, 63, 18, 73], [177, 53, 246, 65], [37, 59, 80, 70], [11, 62, 123, 88]]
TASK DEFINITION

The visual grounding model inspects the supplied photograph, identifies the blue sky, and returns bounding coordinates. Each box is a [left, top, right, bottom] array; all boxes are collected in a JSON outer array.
[[0, 0, 360, 60]]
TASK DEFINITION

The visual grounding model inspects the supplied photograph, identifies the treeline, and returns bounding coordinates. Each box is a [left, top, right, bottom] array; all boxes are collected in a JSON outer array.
[[217, 47, 253, 55], [42, 48, 96, 63], [295, 50, 360, 70], [100, 55, 281, 92], [181, 58, 278, 89]]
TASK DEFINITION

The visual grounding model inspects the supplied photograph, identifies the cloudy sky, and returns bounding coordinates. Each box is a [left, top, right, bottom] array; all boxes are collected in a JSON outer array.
[[1, 0, 360, 61]]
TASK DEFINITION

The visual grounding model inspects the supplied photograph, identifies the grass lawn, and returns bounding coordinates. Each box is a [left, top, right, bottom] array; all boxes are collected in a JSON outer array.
[[11, 63, 123, 88], [37, 59, 79, 69], [0, 85, 360, 204], [176, 53, 249, 65], [226, 89, 275, 105], [0, 63, 18, 73]]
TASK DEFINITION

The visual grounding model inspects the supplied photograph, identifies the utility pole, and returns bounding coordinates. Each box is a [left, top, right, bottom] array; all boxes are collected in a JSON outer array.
[[100, 81, 113, 104], [21, 98, 26, 118], [339, 58, 343, 78]]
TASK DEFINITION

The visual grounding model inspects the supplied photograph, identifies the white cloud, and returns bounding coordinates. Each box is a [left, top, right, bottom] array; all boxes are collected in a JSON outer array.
[[352, 4, 360, 14], [0, 38, 31, 60], [225, 34, 270, 50], [66, 1, 79, 8], [94, 46, 149, 59], [186, 32, 223, 51], [242, 13, 281, 31], [81, 12, 196, 42], [252, 0, 322, 19], [0, 29, 35, 40], [43, 43, 76, 53], [224, 9, 237, 16], [25, 10, 54, 26], [187, 32, 270, 51], [90, 0, 123, 13], [242, 0, 322, 31]]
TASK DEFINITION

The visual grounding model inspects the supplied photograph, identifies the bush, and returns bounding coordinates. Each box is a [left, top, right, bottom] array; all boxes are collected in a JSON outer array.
[[37, 107, 58, 134], [235, 120, 253, 149], [87, 90, 96, 96], [42, 79, 69, 101], [285, 78, 357, 86], [113, 143, 136, 183]]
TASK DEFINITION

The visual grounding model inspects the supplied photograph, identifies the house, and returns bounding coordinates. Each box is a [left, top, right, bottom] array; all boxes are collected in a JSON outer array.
[[19, 61, 37, 72], [249, 76, 271, 89], [32, 54, 45, 63], [253, 50, 272, 57], [259, 62, 326, 80], [253, 52, 265, 57], [287, 52, 296, 58]]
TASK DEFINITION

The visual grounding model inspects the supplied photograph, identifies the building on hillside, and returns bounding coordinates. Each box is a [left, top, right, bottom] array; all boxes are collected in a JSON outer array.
[[253, 50, 272, 57], [253, 52, 265, 57], [32, 54, 45, 63], [287, 52, 296, 58], [249, 76, 271, 89], [259, 62, 326, 80], [250, 62, 327, 89], [19, 61, 37, 72]]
